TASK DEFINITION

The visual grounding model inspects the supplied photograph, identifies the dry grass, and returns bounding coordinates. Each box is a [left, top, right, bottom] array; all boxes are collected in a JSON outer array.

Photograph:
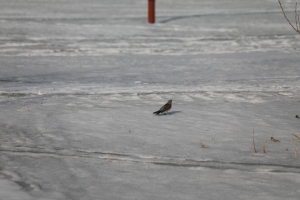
[[292, 133, 300, 157], [250, 130, 300, 157], [261, 133, 300, 157], [262, 136, 281, 153], [200, 141, 207, 148], [292, 132, 300, 141], [262, 144, 267, 153], [278, 0, 300, 34], [252, 129, 257, 153], [293, 146, 298, 157], [252, 130, 283, 154]]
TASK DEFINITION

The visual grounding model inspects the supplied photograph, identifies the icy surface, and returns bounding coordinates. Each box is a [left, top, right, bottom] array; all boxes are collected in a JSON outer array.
[[1, 0, 300, 199]]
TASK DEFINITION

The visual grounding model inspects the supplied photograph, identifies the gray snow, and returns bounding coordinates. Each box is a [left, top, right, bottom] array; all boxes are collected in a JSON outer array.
[[0, 0, 300, 199]]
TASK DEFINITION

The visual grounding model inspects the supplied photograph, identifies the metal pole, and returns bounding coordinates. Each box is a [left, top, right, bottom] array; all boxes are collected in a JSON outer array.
[[148, 0, 155, 24]]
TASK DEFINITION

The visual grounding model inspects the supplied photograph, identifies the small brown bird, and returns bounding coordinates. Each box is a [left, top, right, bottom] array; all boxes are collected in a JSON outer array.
[[153, 100, 172, 115]]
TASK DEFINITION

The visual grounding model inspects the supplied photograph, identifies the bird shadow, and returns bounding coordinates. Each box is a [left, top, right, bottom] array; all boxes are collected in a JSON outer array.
[[154, 111, 182, 116], [169, 111, 181, 115]]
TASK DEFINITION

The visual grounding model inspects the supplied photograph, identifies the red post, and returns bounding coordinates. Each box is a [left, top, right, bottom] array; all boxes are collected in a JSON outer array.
[[148, 0, 155, 24]]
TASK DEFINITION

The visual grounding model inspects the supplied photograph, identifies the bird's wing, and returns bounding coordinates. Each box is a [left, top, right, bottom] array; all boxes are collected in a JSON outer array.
[[158, 104, 166, 111]]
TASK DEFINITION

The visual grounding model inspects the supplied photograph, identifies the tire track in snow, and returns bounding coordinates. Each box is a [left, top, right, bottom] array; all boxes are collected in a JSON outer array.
[[1, 146, 300, 174]]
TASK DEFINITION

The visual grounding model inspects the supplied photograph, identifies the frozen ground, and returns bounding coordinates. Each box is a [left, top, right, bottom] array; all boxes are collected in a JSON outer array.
[[1, 0, 300, 199]]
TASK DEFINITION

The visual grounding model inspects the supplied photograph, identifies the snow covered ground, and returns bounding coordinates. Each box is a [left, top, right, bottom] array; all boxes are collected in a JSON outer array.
[[1, 0, 300, 199]]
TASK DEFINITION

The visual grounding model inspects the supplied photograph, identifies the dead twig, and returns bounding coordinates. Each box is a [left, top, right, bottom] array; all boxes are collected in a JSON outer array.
[[278, 0, 300, 34], [123, 125, 131, 133], [271, 136, 280, 142], [262, 136, 280, 154]]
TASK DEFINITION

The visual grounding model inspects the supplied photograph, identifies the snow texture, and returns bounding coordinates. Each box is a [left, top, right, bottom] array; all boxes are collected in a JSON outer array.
[[0, 0, 300, 199]]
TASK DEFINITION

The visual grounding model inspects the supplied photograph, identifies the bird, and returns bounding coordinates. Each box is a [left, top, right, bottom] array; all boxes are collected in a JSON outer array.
[[153, 100, 172, 115]]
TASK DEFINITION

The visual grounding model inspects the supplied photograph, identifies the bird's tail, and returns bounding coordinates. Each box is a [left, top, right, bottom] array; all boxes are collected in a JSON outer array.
[[153, 111, 161, 115]]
